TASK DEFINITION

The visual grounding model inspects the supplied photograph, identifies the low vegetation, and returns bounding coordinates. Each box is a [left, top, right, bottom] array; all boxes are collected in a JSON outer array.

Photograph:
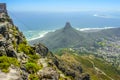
[[29, 74, 39, 80], [0, 56, 19, 73], [17, 42, 35, 55], [55, 49, 120, 80], [25, 62, 42, 74], [28, 54, 40, 63]]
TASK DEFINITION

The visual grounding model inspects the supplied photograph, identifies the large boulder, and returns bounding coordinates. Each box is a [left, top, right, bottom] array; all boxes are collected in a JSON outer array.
[[0, 46, 6, 56], [35, 43, 49, 57], [38, 67, 60, 80]]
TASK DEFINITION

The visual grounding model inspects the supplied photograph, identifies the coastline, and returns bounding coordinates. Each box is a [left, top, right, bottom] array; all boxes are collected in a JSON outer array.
[[25, 27, 117, 41]]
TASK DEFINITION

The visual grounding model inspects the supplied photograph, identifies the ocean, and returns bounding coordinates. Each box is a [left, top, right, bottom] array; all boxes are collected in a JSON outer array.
[[8, 11, 120, 41]]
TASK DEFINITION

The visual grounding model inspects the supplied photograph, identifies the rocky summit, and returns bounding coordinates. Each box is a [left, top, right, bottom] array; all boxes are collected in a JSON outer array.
[[63, 22, 72, 30], [0, 3, 90, 80]]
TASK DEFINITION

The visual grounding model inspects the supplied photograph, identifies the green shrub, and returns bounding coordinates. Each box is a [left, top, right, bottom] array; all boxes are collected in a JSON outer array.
[[17, 43, 35, 55], [29, 54, 40, 60], [0, 56, 19, 73], [1, 68, 9, 73], [25, 62, 42, 74], [0, 62, 10, 72], [29, 74, 39, 80], [28, 54, 40, 63]]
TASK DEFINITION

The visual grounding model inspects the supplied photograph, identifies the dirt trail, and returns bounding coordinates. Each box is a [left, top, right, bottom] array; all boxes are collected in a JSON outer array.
[[88, 58, 114, 80]]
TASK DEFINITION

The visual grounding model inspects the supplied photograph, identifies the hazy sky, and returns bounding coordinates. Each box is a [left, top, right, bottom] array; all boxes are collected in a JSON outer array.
[[0, 0, 120, 12]]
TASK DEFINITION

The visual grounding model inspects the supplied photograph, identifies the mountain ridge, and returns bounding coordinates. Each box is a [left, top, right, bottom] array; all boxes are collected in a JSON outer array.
[[29, 22, 120, 51], [29, 22, 86, 49], [1, 3, 120, 80], [0, 3, 90, 80], [29, 22, 120, 72]]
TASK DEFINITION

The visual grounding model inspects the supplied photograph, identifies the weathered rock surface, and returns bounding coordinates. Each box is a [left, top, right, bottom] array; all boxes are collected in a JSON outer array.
[[35, 43, 49, 57], [0, 3, 91, 80], [38, 67, 60, 80], [0, 67, 21, 80]]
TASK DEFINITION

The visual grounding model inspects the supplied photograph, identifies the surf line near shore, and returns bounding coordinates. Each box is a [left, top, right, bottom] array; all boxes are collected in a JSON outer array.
[[24, 27, 115, 41]]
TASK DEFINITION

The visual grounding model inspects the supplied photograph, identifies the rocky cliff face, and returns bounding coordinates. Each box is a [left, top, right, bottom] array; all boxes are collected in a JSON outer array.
[[0, 10, 60, 80], [0, 4, 90, 80], [0, 14, 25, 57]]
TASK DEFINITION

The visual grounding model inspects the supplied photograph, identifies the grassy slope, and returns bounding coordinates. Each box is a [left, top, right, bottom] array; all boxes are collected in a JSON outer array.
[[75, 55, 120, 80], [30, 25, 120, 51], [55, 50, 120, 80]]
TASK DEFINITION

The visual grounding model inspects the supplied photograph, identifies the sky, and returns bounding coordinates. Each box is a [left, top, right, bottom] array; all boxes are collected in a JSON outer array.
[[0, 0, 120, 12]]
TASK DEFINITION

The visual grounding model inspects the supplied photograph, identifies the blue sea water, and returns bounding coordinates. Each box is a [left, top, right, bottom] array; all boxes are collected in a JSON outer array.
[[8, 11, 120, 41]]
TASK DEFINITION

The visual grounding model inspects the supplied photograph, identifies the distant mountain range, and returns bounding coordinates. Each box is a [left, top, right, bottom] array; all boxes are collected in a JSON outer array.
[[29, 22, 120, 72], [29, 22, 120, 51], [1, 3, 120, 80]]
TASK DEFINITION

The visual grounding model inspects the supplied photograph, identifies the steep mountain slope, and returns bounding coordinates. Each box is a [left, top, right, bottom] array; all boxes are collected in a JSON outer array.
[[30, 22, 120, 51], [55, 49, 120, 80], [1, 3, 120, 80], [0, 3, 90, 80], [29, 21, 120, 75], [30, 22, 87, 49]]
